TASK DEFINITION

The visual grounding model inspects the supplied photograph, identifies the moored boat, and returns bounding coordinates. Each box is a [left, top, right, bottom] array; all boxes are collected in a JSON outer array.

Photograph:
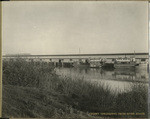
[[114, 57, 136, 69], [73, 59, 90, 68], [101, 59, 115, 69], [101, 63, 114, 70], [89, 59, 102, 68]]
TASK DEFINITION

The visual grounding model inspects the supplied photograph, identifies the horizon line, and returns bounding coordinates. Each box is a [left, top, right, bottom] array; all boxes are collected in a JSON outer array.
[[3, 52, 149, 57]]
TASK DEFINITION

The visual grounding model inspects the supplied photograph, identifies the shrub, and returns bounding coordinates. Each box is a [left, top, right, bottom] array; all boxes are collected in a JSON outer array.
[[2, 59, 148, 118], [3, 58, 56, 87]]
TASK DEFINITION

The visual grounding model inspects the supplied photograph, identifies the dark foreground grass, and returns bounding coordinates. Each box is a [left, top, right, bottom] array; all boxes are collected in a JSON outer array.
[[2, 59, 148, 118]]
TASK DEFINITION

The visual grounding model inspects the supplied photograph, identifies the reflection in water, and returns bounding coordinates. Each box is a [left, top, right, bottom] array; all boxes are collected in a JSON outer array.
[[55, 64, 148, 93]]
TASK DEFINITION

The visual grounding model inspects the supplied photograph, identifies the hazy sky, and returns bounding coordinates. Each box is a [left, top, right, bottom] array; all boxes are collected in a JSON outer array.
[[2, 1, 148, 55]]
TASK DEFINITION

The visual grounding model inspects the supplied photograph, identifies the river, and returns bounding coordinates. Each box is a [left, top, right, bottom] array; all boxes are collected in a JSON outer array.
[[55, 64, 148, 94]]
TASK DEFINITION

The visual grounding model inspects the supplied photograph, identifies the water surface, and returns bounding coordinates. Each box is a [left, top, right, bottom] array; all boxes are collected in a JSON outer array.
[[55, 64, 148, 93]]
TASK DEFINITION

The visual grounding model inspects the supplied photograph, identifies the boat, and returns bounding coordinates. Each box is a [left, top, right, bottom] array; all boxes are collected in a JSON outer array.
[[114, 57, 137, 69], [102, 63, 114, 69], [101, 59, 115, 69], [89, 59, 102, 68], [73, 59, 90, 68]]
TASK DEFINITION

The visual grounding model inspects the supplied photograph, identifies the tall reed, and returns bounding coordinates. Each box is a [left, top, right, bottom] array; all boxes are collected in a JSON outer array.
[[2, 59, 148, 118]]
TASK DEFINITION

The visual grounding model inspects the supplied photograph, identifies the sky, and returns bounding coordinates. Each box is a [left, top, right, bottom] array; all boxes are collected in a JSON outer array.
[[2, 1, 148, 55]]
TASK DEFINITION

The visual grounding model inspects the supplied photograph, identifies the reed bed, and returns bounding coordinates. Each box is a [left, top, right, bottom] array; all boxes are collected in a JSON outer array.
[[2, 59, 148, 118]]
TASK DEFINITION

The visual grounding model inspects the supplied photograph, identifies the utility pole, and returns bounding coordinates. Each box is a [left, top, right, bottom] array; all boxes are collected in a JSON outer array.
[[79, 48, 80, 54]]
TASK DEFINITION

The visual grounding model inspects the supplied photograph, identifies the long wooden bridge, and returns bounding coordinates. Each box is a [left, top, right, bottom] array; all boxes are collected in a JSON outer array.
[[3, 53, 149, 64]]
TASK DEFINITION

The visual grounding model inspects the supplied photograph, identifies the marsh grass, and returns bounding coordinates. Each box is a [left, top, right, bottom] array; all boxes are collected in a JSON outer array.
[[2, 59, 148, 118]]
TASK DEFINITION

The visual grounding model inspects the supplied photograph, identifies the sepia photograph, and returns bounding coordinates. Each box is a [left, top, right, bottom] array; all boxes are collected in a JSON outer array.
[[1, 1, 149, 118]]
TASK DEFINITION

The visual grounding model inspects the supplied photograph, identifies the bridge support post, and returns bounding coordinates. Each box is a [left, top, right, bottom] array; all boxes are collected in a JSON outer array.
[[54, 62, 56, 67], [62, 62, 64, 67]]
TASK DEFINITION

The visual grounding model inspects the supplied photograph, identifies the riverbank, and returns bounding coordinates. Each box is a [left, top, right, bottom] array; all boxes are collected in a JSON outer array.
[[2, 59, 148, 118]]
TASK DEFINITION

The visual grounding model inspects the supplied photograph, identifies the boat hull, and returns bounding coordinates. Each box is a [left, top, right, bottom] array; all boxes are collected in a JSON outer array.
[[102, 63, 114, 69], [114, 63, 136, 69], [90, 64, 102, 68], [73, 62, 90, 68]]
